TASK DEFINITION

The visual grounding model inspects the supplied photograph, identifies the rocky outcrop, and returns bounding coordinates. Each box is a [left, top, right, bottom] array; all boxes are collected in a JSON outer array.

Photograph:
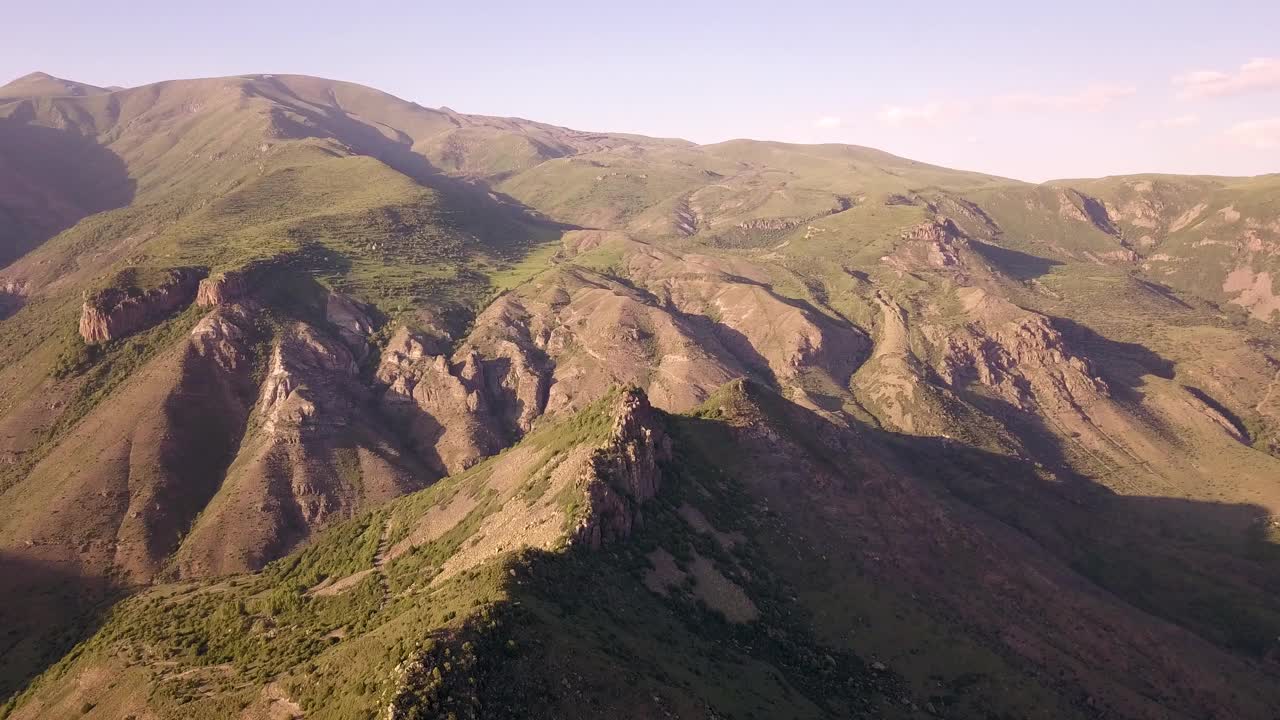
[[325, 292, 375, 360], [78, 268, 203, 343], [1067, 189, 1121, 237], [573, 388, 672, 549], [188, 303, 256, 373], [619, 242, 868, 386], [459, 292, 554, 434], [374, 292, 555, 472], [1224, 266, 1280, 321], [377, 326, 501, 476], [735, 216, 804, 232], [1083, 248, 1139, 264], [256, 322, 361, 434], [374, 267, 742, 476], [885, 219, 970, 273], [933, 288, 1108, 412], [177, 320, 424, 576], [674, 196, 699, 236], [195, 269, 249, 306], [0, 280, 25, 320], [110, 304, 261, 581], [1, 301, 263, 587], [851, 292, 967, 436]]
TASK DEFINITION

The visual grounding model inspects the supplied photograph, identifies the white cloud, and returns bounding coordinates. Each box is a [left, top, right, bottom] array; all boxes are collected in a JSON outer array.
[[814, 116, 842, 128], [877, 101, 970, 127], [1226, 118, 1280, 149], [992, 83, 1136, 112], [876, 83, 1135, 131], [1140, 114, 1200, 129], [1175, 58, 1280, 99]]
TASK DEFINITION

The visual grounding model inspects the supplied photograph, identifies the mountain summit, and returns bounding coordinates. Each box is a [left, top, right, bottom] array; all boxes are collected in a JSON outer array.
[[0, 73, 1279, 720], [0, 71, 109, 98]]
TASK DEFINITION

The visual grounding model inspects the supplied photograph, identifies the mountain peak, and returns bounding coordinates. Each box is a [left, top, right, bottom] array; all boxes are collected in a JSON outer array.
[[0, 71, 109, 98]]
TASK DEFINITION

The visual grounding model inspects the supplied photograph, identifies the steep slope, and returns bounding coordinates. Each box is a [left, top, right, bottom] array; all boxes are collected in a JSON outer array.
[[1, 71, 1280, 718], [9, 384, 1280, 720], [0, 74, 568, 696], [677, 381, 1280, 719], [0, 388, 1000, 719], [7, 389, 918, 720]]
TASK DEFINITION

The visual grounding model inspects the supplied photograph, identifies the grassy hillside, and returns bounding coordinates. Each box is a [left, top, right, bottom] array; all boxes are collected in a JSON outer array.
[[11, 381, 1280, 719], [1, 71, 1279, 719], [0, 389, 1020, 719]]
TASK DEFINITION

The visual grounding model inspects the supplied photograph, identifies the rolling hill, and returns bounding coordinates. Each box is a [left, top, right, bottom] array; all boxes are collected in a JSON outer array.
[[0, 71, 1278, 719]]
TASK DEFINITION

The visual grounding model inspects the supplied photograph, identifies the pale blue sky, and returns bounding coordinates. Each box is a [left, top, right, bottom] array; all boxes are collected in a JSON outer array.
[[4, 0, 1279, 181]]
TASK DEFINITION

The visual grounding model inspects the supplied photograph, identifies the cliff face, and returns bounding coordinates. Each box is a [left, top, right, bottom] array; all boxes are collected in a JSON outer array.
[[886, 219, 969, 272], [325, 292, 374, 355], [573, 388, 672, 549], [370, 236, 870, 480], [195, 270, 249, 307], [78, 268, 204, 343], [372, 265, 740, 476]]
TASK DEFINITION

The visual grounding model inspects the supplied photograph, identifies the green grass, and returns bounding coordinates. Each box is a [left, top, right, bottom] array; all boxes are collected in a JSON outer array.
[[1, 390, 631, 718], [484, 239, 563, 293], [5, 70, 1280, 720], [9, 377, 1277, 719]]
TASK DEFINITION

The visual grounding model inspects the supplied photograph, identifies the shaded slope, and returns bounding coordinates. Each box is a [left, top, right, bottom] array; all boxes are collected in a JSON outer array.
[[0, 389, 919, 720], [9, 384, 1280, 719], [0, 116, 134, 267]]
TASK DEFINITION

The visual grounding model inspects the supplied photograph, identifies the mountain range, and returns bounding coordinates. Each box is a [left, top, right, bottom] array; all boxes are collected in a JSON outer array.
[[1, 71, 1279, 719]]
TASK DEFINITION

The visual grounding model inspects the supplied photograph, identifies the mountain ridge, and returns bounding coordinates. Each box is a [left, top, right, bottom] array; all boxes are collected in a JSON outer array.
[[0, 71, 1278, 719], [0, 72, 110, 99]]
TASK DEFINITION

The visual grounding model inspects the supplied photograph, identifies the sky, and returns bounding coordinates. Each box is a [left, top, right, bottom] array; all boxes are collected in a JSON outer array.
[[3, 0, 1279, 182]]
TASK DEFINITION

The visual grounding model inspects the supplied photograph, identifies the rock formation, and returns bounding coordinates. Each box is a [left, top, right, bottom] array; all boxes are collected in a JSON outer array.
[[377, 326, 501, 477], [195, 269, 250, 307], [176, 319, 424, 576], [573, 388, 672, 549], [325, 291, 375, 358], [934, 287, 1109, 412], [78, 268, 204, 343]]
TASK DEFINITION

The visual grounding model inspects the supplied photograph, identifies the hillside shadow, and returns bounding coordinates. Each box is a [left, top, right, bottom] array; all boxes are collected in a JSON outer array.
[[246, 79, 577, 259], [0, 116, 135, 268], [1134, 278, 1193, 310], [709, 323, 780, 388], [0, 553, 120, 702], [695, 379, 1280, 665], [882, 409, 1280, 658], [1050, 315, 1175, 392], [1183, 385, 1252, 440], [968, 239, 1063, 280], [0, 292, 21, 321]]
